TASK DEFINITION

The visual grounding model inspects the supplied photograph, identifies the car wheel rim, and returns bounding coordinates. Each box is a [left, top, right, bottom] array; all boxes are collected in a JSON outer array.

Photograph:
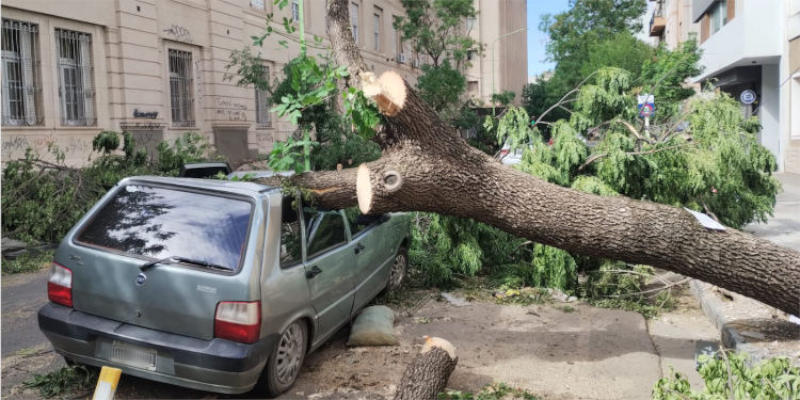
[[275, 323, 304, 386], [389, 253, 406, 289]]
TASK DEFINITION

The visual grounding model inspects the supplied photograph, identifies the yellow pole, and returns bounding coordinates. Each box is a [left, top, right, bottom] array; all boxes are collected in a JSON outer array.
[[92, 366, 122, 400]]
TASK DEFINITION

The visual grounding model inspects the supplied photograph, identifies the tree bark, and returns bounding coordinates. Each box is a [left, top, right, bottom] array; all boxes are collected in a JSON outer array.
[[395, 337, 458, 400], [312, 0, 800, 316]]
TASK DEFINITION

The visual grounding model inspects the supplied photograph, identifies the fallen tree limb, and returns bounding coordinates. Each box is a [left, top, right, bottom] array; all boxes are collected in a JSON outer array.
[[299, 0, 800, 316], [395, 337, 458, 400]]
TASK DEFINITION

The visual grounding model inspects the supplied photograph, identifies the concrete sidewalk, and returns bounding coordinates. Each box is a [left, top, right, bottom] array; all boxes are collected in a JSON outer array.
[[744, 172, 800, 252]]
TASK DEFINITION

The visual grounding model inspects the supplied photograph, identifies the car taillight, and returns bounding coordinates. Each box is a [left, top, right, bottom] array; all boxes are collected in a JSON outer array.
[[214, 301, 261, 343], [499, 149, 509, 157], [47, 263, 72, 307]]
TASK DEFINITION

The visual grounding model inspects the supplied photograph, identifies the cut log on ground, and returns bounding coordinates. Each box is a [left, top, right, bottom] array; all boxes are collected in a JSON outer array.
[[295, 0, 800, 316], [395, 337, 458, 400]]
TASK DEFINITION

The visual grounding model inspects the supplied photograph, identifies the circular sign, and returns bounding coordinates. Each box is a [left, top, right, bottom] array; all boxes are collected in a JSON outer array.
[[740, 89, 756, 105]]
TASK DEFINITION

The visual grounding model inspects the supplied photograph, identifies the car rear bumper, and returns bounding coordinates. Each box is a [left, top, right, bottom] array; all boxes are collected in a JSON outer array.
[[38, 303, 276, 394]]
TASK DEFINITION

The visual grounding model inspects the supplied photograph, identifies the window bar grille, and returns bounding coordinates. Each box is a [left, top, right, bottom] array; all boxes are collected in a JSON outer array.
[[56, 28, 95, 126], [169, 49, 194, 127], [2, 19, 42, 126]]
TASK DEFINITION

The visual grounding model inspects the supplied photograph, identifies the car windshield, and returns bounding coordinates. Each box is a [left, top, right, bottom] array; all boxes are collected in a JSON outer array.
[[76, 184, 252, 271]]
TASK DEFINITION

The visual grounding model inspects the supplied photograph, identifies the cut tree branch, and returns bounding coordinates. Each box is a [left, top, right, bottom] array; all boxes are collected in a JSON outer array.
[[303, 0, 800, 316]]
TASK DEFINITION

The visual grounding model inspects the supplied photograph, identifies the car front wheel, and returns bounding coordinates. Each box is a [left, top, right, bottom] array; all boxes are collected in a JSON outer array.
[[262, 320, 308, 398]]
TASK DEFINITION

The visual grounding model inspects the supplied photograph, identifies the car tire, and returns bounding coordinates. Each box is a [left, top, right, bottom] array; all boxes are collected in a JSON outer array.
[[261, 320, 308, 398], [386, 247, 408, 292]]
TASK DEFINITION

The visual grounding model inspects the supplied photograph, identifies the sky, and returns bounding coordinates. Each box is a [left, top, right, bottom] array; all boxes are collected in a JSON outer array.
[[527, 0, 571, 79]]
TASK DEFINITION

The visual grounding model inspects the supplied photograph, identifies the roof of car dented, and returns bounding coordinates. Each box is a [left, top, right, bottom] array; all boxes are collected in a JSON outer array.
[[118, 176, 279, 196]]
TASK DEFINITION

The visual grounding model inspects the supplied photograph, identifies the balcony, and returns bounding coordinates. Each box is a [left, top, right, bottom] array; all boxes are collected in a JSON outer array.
[[649, 9, 666, 37]]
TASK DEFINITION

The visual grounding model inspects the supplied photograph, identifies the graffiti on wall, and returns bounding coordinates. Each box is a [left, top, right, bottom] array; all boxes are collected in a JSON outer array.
[[163, 24, 192, 42], [2, 134, 94, 164], [215, 97, 248, 121]]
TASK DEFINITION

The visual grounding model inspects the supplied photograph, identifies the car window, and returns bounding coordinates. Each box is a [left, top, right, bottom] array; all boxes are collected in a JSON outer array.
[[280, 195, 302, 267], [305, 209, 346, 258], [344, 207, 382, 236], [76, 184, 251, 271]]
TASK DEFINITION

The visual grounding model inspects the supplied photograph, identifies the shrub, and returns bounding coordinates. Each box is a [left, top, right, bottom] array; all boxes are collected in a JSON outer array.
[[2, 131, 211, 244], [653, 352, 800, 399]]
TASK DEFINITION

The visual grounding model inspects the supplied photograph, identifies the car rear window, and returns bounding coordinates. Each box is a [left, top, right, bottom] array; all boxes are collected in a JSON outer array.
[[76, 184, 252, 271]]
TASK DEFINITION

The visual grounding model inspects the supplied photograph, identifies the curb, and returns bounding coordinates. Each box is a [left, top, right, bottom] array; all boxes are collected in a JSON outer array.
[[689, 280, 800, 365], [689, 280, 746, 349]]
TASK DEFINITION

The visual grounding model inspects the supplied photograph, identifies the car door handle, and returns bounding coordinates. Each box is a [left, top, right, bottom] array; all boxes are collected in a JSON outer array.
[[306, 265, 322, 279], [354, 243, 365, 255]]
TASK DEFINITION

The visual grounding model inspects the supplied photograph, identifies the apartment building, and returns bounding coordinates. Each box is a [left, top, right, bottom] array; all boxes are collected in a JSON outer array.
[[648, 0, 699, 49], [1, 0, 527, 166], [648, 0, 800, 173]]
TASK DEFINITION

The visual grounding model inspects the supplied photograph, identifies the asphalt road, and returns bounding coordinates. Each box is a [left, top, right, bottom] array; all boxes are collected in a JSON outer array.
[[1, 269, 49, 357]]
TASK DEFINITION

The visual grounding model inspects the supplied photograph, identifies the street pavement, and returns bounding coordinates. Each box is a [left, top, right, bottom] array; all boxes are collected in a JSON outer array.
[[2, 269, 49, 357]]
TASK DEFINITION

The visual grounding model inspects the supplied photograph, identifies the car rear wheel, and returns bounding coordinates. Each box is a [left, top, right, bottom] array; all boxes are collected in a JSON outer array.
[[387, 247, 408, 291], [262, 320, 308, 398]]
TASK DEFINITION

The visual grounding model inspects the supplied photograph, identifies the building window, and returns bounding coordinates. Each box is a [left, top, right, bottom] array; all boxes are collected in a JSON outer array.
[[168, 49, 194, 127], [373, 8, 382, 52], [291, 0, 300, 22], [2, 19, 42, 126], [55, 28, 95, 126], [465, 17, 476, 32], [468, 80, 478, 96], [350, 3, 359, 43], [255, 65, 271, 127], [710, 0, 728, 34], [250, 0, 265, 10]]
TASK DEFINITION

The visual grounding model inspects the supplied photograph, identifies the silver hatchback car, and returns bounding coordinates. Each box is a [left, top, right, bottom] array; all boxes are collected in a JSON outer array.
[[38, 176, 410, 397]]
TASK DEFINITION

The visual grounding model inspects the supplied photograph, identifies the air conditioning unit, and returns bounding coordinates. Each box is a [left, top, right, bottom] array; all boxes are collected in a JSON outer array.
[[397, 53, 406, 63]]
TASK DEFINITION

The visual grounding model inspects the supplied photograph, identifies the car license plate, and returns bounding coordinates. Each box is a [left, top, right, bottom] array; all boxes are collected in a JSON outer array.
[[110, 341, 157, 371]]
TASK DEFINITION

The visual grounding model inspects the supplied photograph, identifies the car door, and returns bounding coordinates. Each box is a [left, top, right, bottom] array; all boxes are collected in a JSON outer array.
[[302, 208, 356, 342], [346, 209, 392, 314]]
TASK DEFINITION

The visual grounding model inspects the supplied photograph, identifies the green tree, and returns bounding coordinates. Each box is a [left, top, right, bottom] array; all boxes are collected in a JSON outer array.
[[393, 0, 479, 68], [541, 0, 647, 87], [416, 60, 467, 113]]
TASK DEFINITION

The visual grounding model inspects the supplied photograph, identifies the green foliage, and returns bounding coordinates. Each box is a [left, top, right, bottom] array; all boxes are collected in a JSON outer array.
[[640, 40, 703, 118], [540, 0, 647, 88], [227, 25, 380, 173], [154, 132, 210, 175], [417, 61, 467, 112], [311, 114, 382, 170], [409, 213, 525, 287], [528, 243, 578, 291], [2, 250, 54, 274], [441, 382, 539, 400], [579, 32, 654, 80], [24, 365, 98, 398], [394, 0, 480, 68], [490, 90, 516, 107], [2, 131, 211, 244], [652, 352, 800, 399]]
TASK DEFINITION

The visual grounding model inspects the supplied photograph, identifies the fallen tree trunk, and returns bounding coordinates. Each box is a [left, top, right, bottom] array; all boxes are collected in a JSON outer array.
[[301, 0, 800, 316], [395, 337, 458, 400]]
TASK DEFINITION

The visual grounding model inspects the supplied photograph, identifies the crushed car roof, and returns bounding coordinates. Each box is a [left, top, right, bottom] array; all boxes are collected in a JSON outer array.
[[119, 175, 278, 196]]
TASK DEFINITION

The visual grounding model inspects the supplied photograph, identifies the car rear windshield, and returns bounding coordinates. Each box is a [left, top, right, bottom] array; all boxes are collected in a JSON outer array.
[[76, 184, 252, 271]]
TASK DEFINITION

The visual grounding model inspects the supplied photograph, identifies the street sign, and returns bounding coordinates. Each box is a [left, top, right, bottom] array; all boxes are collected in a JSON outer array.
[[637, 94, 655, 118], [740, 89, 756, 105]]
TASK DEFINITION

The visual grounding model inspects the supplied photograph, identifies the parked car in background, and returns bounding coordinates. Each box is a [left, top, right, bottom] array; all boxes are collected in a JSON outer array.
[[499, 141, 526, 166], [38, 176, 410, 397], [178, 162, 231, 178]]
